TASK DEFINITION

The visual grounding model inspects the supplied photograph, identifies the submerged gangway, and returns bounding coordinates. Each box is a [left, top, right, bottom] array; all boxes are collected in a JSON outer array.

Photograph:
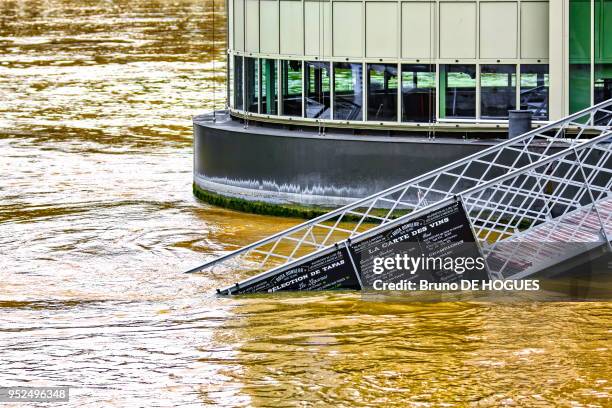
[[187, 100, 612, 288]]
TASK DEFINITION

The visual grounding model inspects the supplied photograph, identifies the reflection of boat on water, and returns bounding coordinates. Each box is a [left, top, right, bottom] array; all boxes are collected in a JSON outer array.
[[195, 0, 612, 214]]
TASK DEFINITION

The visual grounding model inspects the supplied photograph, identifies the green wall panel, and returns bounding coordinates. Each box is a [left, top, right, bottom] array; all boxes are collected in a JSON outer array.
[[569, 64, 591, 114], [569, 0, 591, 63], [570, 0, 592, 113], [596, 0, 612, 62]]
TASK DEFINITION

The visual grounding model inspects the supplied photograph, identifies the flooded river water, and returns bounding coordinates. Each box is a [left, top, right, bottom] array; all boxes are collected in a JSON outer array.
[[0, 1, 611, 406]]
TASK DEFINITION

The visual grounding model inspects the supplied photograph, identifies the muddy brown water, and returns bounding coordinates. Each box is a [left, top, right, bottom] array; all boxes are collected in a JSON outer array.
[[0, 1, 610, 406]]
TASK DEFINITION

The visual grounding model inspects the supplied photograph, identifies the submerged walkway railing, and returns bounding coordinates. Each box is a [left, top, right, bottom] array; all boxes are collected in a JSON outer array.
[[186, 99, 612, 275], [218, 132, 611, 294], [458, 131, 611, 279]]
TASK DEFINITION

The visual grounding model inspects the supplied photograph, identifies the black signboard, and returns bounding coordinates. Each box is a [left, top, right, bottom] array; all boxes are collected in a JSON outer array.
[[349, 201, 489, 288], [217, 200, 489, 295], [348, 218, 423, 287], [219, 246, 361, 295]]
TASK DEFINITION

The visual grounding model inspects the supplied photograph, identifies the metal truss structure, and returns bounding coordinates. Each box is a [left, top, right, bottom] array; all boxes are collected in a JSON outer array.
[[186, 99, 612, 277]]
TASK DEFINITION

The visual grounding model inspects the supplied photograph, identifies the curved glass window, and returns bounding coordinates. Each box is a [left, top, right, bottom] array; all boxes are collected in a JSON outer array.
[[231, 58, 560, 125], [261, 59, 278, 115], [233, 55, 244, 110], [366, 64, 397, 122], [244, 57, 259, 113], [440, 65, 476, 118], [480, 64, 516, 119], [333, 62, 363, 121], [305, 61, 331, 119], [281, 60, 303, 117], [401, 64, 435, 122], [520, 65, 549, 120]]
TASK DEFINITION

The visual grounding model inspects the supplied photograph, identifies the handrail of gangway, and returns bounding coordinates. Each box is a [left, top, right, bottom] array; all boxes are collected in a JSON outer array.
[[216, 130, 611, 293], [186, 98, 612, 274]]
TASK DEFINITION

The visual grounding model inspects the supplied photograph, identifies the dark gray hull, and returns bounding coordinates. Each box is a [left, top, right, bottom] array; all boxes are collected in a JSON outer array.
[[194, 112, 505, 211]]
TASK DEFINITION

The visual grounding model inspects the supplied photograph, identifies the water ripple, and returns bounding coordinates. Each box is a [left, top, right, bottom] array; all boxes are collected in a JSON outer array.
[[0, 1, 610, 407]]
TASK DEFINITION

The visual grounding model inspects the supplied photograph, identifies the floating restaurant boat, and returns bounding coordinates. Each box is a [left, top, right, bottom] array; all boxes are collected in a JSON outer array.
[[194, 0, 612, 215]]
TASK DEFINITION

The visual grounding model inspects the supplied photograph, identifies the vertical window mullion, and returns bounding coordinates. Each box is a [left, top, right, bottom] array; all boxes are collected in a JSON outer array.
[[277, 59, 282, 115], [476, 63, 481, 120], [435, 62, 440, 122], [397, 62, 401, 123], [330, 61, 334, 120], [590, 0, 595, 106], [302, 59, 305, 118], [516, 63, 521, 113], [362, 61, 366, 122], [242, 55, 246, 112]]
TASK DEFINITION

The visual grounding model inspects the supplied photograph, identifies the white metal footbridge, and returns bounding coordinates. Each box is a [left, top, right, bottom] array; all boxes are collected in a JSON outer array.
[[187, 100, 612, 290]]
